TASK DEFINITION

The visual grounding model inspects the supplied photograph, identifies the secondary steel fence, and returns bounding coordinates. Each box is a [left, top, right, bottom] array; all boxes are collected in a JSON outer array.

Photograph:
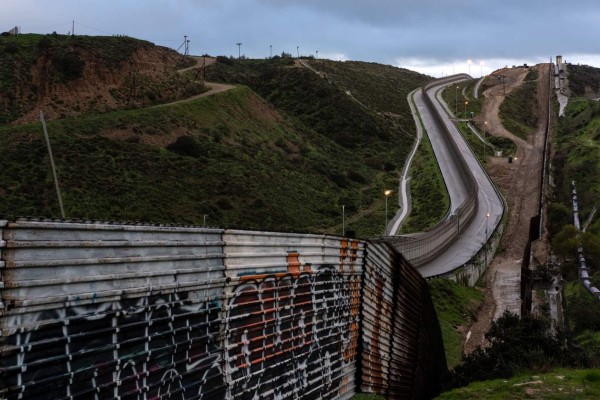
[[390, 78, 479, 267]]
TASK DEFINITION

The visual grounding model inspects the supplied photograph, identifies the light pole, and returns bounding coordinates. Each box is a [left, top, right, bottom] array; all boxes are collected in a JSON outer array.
[[236, 42, 242, 60], [297, 46, 299, 58], [203, 214, 207, 227], [485, 212, 490, 263], [483, 121, 487, 160], [455, 85, 458, 115], [384, 189, 392, 236], [464, 100, 468, 119], [270, 44, 272, 58], [342, 205, 345, 236], [316, 50, 318, 59]]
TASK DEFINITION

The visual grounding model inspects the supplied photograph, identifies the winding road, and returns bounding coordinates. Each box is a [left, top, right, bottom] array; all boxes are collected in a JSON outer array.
[[394, 75, 504, 278]]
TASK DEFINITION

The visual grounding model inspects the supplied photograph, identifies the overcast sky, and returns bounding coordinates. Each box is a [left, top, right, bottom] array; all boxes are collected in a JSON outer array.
[[3, 0, 600, 77]]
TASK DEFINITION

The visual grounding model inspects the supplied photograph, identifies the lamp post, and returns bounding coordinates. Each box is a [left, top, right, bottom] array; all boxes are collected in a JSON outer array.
[[485, 212, 490, 263], [297, 46, 299, 58], [203, 214, 207, 227], [341, 204, 345, 236], [316, 50, 318, 59], [270, 44, 272, 58], [464, 100, 468, 119], [384, 189, 392, 236], [236, 42, 242, 60], [483, 121, 487, 160], [455, 85, 458, 114]]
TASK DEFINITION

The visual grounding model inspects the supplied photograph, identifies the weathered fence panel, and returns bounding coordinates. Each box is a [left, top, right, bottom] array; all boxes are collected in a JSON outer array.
[[0, 220, 227, 400], [222, 231, 364, 400], [0, 219, 446, 399]]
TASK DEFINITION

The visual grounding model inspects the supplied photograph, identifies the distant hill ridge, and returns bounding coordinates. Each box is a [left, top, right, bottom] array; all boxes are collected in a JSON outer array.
[[0, 34, 432, 237], [0, 34, 204, 124]]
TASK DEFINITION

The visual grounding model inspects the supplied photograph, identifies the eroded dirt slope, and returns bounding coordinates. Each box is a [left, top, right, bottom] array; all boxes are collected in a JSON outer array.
[[464, 64, 552, 354]]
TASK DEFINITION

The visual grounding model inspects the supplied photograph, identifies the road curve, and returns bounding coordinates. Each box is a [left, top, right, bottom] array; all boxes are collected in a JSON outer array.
[[400, 75, 504, 277]]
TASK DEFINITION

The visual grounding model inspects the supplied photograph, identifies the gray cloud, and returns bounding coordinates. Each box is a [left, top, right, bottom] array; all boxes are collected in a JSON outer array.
[[2, 0, 600, 76]]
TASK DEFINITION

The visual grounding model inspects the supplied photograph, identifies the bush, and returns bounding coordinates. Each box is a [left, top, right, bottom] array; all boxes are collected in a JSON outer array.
[[166, 136, 206, 158], [52, 50, 84, 81], [447, 311, 565, 388]]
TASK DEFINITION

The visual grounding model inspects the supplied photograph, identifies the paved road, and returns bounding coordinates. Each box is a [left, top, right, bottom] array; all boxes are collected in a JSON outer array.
[[409, 76, 504, 277], [388, 89, 422, 234]]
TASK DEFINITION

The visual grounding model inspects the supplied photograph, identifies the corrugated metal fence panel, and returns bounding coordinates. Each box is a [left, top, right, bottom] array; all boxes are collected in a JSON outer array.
[[222, 230, 364, 400], [0, 220, 5, 312], [387, 252, 447, 399], [0, 220, 227, 400], [0, 220, 447, 400], [360, 241, 395, 395]]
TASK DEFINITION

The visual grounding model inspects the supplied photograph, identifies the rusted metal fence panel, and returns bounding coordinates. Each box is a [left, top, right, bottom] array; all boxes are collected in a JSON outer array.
[[0, 220, 446, 399], [0, 219, 227, 400], [222, 231, 364, 400], [360, 240, 395, 394], [385, 242, 447, 400]]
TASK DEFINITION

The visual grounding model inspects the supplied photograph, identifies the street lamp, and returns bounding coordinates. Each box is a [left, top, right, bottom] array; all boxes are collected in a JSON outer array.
[[485, 212, 490, 263], [236, 42, 242, 60], [455, 85, 458, 114], [270, 44, 272, 58], [483, 121, 487, 160], [384, 189, 392, 236], [342, 205, 345, 236], [316, 50, 318, 59], [297, 46, 299, 58], [464, 100, 468, 119]]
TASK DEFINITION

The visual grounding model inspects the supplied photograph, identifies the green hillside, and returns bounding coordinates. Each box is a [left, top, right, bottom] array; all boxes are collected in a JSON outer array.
[[0, 38, 433, 236]]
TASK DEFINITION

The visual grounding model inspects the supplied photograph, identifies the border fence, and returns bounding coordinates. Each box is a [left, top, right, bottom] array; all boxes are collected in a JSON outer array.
[[390, 77, 479, 267], [0, 218, 446, 399]]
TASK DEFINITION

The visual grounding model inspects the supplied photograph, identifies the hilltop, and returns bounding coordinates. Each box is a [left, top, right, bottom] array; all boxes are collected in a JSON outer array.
[[0, 33, 204, 124], [0, 34, 431, 236]]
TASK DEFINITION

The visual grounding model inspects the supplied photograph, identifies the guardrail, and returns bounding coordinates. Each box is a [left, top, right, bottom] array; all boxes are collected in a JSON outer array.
[[0, 218, 446, 400], [390, 76, 479, 267]]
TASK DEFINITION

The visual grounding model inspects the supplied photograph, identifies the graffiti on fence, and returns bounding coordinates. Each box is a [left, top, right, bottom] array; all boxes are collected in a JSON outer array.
[[1, 289, 225, 400], [225, 240, 360, 399]]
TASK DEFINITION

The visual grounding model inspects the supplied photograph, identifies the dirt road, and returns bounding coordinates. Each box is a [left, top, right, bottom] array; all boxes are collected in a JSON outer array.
[[464, 64, 552, 354]]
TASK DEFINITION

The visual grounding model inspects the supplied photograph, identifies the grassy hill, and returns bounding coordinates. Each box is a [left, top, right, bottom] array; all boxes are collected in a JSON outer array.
[[0, 36, 432, 237]]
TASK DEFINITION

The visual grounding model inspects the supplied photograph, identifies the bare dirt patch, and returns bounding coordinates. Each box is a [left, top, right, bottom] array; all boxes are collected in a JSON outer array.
[[463, 64, 552, 354]]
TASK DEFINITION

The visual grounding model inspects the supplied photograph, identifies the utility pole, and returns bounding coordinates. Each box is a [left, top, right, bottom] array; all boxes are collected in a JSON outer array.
[[342, 205, 345, 236], [40, 111, 65, 219], [237, 42, 242, 60]]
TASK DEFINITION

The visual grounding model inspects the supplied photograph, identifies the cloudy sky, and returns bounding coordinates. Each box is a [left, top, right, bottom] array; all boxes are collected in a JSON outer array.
[[3, 0, 600, 77]]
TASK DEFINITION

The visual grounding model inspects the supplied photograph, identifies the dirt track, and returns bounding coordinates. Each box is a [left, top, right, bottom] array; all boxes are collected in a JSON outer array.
[[464, 64, 552, 354]]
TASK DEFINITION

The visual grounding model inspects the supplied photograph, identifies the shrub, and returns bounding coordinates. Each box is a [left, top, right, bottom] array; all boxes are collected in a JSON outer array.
[[166, 136, 206, 158], [52, 50, 85, 81], [447, 311, 565, 388]]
